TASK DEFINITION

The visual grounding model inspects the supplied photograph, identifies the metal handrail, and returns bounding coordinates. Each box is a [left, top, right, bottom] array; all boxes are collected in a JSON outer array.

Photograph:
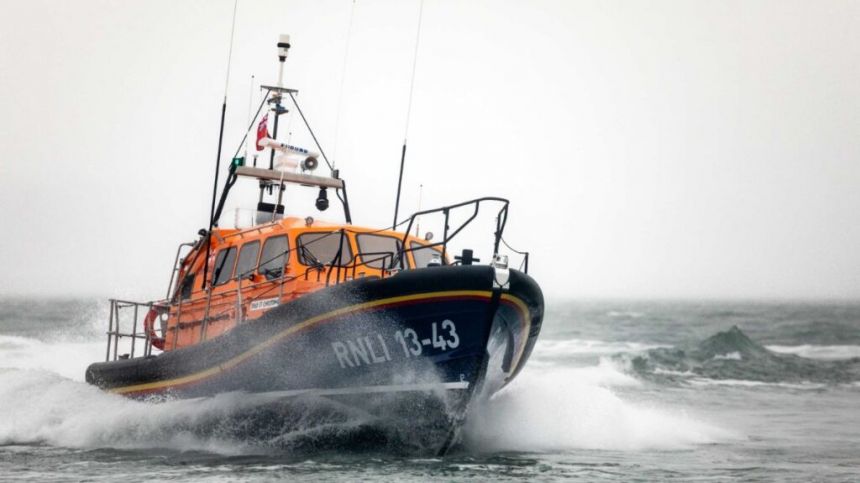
[[115, 197, 529, 357], [168, 202, 521, 312], [394, 197, 511, 269], [105, 299, 157, 361], [164, 243, 194, 300]]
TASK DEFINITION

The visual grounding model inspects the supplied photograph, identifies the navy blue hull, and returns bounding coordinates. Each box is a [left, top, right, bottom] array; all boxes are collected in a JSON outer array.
[[86, 265, 543, 451]]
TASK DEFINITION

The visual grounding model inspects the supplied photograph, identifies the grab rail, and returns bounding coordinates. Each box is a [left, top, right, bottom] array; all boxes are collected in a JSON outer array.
[[114, 198, 530, 356], [394, 197, 526, 272], [105, 299, 161, 361]]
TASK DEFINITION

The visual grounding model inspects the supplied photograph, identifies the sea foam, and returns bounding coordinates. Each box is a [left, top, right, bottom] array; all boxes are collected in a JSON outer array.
[[765, 344, 860, 360], [0, 335, 103, 381], [464, 363, 737, 452], [0, 331, 736, 454], [0, 360, 736, 455], [0, 368, 253, 454]]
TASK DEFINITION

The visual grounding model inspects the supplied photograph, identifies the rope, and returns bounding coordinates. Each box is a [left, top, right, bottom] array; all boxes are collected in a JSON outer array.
[[500, 235, 528, 255], [231, 90, 270, 161], [287, 92, 334, 172]]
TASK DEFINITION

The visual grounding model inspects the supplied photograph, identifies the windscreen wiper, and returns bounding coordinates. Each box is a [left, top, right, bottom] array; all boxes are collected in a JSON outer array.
[[301, 245, 325, 269]]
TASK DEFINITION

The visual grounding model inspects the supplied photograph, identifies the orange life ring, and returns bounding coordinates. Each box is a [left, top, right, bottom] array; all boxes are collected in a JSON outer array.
[[143, 307, 165, 350]]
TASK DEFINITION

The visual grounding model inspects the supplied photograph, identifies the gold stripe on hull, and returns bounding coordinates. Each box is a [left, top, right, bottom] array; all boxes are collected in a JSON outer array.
[[110, 289, 530, 395]]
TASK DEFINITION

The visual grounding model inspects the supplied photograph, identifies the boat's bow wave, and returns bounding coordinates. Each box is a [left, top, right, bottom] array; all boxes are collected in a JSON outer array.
[[463, 364, 737, 452]]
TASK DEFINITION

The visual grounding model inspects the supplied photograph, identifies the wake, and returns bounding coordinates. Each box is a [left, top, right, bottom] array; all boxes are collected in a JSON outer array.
[[0, 330, 738, 455]]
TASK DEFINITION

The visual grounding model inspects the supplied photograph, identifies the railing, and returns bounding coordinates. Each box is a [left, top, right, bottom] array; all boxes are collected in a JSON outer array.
[[105, 299, 162, 361], [185, 199, 527, 329], [395, 196, 529, 274], [104, 197, 530, 360], [164, 243, 194, 300]]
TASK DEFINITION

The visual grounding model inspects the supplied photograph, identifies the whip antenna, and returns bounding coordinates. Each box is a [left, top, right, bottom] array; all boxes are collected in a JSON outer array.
[[203, 0, 239, 287], [392, 0, 425, 229], [332, 0, 357, 169], [415, 183, 423, 237], [244, 74, 255, 162]]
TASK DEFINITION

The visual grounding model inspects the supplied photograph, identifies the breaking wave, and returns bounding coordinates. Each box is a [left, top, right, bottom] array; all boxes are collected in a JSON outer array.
[[0, 334, 102, 381], [533, 339, 667, 359], [765, 344, 860, 360], [619, 326, 860, 385]]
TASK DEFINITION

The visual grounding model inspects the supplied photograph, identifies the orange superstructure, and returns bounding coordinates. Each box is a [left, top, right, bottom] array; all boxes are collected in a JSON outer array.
[[162, 217, 442, 350]]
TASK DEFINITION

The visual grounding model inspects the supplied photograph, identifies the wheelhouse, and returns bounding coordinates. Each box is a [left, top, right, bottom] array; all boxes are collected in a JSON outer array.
[[161, 217, 444, 349]]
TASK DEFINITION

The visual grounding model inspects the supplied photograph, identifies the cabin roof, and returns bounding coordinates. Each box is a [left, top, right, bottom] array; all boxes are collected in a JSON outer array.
[[212, 216, 406, 244]]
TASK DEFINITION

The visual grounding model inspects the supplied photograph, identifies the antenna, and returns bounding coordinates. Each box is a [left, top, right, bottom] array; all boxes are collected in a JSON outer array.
[[268, 34, 291, 171], [245, 74, 255, 162], [415, 183, 423, 237], [277, 34, 291, 86], [255, 35, 292, 223], [332, 0, 357, 169], [392, 0, 425, 229], [202, 0, 239, 288]]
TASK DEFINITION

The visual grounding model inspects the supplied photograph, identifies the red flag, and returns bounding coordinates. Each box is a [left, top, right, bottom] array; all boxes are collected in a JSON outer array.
[[255, 114, 269, 151]]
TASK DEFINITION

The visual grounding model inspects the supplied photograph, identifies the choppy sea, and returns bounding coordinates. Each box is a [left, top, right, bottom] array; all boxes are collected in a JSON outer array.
[[1, 297, 859, 481]]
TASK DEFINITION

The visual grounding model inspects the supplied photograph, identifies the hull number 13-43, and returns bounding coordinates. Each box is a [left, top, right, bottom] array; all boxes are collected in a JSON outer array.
[[394, 320, 459, 357], [331, 320, 460, 369]]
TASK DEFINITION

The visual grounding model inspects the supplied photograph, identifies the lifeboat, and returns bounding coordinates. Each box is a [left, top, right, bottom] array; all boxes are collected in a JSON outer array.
[[85, 36, 544, 454]]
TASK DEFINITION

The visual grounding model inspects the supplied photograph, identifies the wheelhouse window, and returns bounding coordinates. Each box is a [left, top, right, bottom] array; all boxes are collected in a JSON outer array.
[[356, 233, 403, 269], [297, 231, 354, 267], [212, 247, 238, 286], [179, 274, 195, 300], [259, 235, 289, 280], [235, 241, 260, 279], [410, 241, 442, 268]]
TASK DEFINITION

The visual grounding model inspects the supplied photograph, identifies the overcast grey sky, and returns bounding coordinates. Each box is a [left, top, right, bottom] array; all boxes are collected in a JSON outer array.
[[1, 0, 858, 300]]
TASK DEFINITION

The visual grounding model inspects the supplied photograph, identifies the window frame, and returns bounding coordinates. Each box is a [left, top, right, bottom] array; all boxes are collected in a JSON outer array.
[[212, 246, 238, 286], [179, 273, 196, 300], [296, 231, 354, 267], [258, 235, 290, 280], [409, 241, 442, 268], [356, 233, 404, 270], [235, 240, 261, 280]]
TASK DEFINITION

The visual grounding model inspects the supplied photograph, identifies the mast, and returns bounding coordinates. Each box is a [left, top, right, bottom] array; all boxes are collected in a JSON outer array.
[[208, 35, 355, 230], [257, 35, 291, 221]]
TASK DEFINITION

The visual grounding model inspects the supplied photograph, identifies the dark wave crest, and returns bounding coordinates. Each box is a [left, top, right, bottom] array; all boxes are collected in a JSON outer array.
[[619, 326, 860, 384]]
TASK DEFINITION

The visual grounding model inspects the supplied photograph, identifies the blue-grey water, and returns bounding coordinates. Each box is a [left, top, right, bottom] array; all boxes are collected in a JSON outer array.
[[1, 297, 859, 481]]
